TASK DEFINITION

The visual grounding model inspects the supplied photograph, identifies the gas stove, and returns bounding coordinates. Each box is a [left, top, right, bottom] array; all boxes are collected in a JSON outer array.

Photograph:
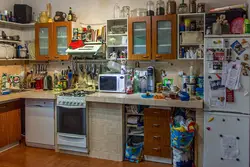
[[57, 90, 93, 108]]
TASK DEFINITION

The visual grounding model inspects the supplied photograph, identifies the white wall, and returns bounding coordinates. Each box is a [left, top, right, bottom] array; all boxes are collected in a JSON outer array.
[[0, 0, 22, 12], [23, 0, 247, 25]]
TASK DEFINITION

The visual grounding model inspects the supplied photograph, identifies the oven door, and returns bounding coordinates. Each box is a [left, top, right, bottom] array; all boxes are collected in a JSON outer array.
[[99, 76, 118, 92], [57, 106, 86, 135]]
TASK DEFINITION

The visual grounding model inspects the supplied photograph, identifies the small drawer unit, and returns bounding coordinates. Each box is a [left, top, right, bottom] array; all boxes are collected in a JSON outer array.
[[144, 108, 172, 160]]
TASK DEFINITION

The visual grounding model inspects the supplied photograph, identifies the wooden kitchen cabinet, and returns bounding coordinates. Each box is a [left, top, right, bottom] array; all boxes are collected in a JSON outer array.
[[35, 23, 53, 61], [0, 100, 22, 148], [35, 22, 72, 61], [128, 15, 177, 60], [52, 22, 72, 61], [144, 108, 172, 159], [0, 111, 8, 148], [152, 15, 177, 60], [7, 109, 21, 144], [128, 16, 152, 60]]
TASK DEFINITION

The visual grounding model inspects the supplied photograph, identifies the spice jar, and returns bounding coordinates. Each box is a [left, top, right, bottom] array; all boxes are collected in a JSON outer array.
[[178, 0, 188, 13], [147, 0, 155, 16], [156, 0, 165, 15], [189, 0, 196, 13], [122, 6, 130, 17], [166, 0, 176, 14], [197, 3, 205, 13], [113, 4, 120, 18]]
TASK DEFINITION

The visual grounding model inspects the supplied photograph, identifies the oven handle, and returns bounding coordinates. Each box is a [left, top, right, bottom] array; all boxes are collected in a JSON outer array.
[[59, 133, 86, 139], [57, 105, 86, 109]]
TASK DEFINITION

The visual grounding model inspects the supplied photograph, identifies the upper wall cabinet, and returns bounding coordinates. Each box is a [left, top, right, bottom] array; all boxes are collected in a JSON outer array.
[[152, 15, 177, 60], [128, 15, 177, 60], [35, 23, 53, 61], [35, 22, 72, 61], [128, 16, 152, 60]]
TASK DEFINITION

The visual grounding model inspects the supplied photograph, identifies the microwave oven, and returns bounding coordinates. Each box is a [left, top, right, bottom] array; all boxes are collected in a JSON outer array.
[[98, 74, 128, 93]]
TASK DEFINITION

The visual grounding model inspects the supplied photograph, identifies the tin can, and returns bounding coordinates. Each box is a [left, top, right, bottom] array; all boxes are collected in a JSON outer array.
[[187, 84, 196, 96], [189, 75, 196, 84], [197, 76, 204, 88]]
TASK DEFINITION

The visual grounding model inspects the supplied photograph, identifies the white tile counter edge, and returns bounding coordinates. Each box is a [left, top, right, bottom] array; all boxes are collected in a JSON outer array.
[[86, 93, 203, 109]]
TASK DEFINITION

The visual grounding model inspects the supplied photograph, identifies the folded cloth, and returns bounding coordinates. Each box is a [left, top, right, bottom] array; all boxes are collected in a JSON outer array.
[[69, 40, 84, 49], [127, 116, 139, 125]]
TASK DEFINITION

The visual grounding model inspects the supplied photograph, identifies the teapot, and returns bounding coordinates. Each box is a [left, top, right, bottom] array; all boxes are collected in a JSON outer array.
[[54, 11, 67, 22]]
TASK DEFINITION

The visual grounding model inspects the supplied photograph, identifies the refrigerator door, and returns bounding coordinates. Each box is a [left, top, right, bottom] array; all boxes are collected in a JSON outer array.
[[204, 37, 250, 114], [204, 112, 249, 167]]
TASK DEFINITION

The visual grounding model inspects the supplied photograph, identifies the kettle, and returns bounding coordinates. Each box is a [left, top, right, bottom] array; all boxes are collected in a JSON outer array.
[[54, 11, 67, 22]]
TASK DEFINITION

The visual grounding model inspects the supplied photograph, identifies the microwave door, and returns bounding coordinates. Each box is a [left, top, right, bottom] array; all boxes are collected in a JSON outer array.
[[99, 76, 117, 92]]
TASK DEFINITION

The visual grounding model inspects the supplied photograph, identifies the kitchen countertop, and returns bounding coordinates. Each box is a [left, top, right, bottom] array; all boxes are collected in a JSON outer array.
[[86, 92, 203, 109], [0, 90, 57, 104]]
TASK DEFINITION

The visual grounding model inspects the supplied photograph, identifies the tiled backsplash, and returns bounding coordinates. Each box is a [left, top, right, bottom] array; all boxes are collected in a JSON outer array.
[[1, 59, 203, 89]]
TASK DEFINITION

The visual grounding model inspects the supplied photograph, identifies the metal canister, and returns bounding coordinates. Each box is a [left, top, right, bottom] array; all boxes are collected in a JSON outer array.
[[197, 76, 204, 88], [166, 0, 176, 14], [187, 84, 196, 96]]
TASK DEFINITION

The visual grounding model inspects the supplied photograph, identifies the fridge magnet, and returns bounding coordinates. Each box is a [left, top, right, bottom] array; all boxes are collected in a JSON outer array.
[[241, 39, 250, 48], [214, 50, 225, 61], [226, 88, 235, 102], [213, 62, 223, 70], [244, 54, 249, 61], [210, 80, 224, 90], [208, 117, 214, 122], [220, 135, 240, 160], [242, 68, 248, 76], [244, 90, 249, 96], [231, 40, 245, 56], [216, 74, 222, 79]]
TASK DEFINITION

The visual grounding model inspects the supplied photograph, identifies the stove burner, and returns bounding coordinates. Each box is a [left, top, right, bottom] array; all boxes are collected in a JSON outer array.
[[60, 90, 93, 97]]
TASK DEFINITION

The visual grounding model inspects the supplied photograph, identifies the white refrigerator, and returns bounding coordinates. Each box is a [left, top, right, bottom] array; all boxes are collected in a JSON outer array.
[[204, 35, 250, 167]]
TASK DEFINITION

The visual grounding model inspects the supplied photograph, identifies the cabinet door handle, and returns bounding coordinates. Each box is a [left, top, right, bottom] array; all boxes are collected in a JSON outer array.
[[152, 124, 160, 127], [152, 148, 161, 152], [153, 136, 161, 140]]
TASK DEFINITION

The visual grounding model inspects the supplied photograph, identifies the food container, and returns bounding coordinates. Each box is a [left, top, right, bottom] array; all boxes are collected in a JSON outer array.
[[131, 8, 147, 17], [178, 0, 188, 13], [212, 22, 222, 35], [122, 6, 130, 18], [189, 0, 196, 13], [196, 88, 204, 98], [178, 91, 190, 101], [156, 0, 165, 15], [189, 75, 196, 84], [110, 25, 127, 34], [147, 0, 155, 16], [182, 75, 189, 84], [197, 3, 205, 13], [197, 76, 204, 88], [113, 4, 120, 18], [166, 0, 176, 14], [187, 84, 196, 96]]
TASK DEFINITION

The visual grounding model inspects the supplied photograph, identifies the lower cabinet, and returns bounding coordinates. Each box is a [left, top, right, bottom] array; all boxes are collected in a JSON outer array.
[[144, 108, 172, 159], [0, 101, 21, 148]]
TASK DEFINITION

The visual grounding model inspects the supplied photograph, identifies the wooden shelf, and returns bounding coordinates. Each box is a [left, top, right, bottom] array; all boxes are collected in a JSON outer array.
[[0, 39, 21, 44], [126, 113, 144, 116], [180, 31, 204, 33], [0, 20, 35, 28], [107, 45, 127, 47], [178, 58, 204, 60], [180, 43, 204, 46], [205, 34, 250, 38], [128, 133, 144, 137], [107, 34, 127, 36]]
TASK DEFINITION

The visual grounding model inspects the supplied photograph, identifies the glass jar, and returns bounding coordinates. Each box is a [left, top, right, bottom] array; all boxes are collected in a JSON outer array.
[[156, 0, 165, 15], [189, 0, 196, 13], [166, 0, 176, 14], [122, 6, 130, 17], [113, 4, 120, 18], [147, 0, 155, 16], [197, 3, 205, 13], [178, 0, 188, 13]]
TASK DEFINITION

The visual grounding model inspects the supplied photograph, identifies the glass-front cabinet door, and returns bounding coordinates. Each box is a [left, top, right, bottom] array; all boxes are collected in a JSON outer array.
[[35, 23, 52, 60], [52, 22, 71, 60], [152, 15, 177, 60], [128, 16, 151, 60]]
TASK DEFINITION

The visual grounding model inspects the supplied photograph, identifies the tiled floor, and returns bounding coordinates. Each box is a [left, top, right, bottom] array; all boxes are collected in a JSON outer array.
[[0, 145, 172, 167]]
